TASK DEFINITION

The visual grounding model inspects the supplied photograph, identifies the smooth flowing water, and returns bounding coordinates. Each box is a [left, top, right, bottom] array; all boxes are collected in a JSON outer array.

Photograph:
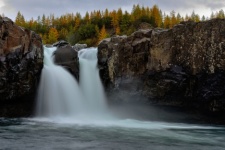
[[36, 47, 85, 118], [78, 48, 109, 118], [1, 46, 225, 149], [36, 47, 111, 120]]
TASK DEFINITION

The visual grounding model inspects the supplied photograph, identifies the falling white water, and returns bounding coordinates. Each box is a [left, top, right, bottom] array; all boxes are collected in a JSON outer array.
[[36, 46, 111, 120], [78, 48, 108, 115], [34, 46, 223, 133], [36, 46, 85, 118]]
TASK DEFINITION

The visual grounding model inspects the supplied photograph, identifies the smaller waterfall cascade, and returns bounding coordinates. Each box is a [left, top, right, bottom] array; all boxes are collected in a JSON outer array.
[[78, 48, 108, 116], [36, 46, 111, 120]]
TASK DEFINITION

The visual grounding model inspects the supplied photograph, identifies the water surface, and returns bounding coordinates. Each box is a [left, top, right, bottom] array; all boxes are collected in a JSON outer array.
[[0, 118, 224, 150]]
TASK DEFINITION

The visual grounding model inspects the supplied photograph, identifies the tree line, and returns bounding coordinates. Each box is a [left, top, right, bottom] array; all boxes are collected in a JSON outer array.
[[11, 4, 225, 46]]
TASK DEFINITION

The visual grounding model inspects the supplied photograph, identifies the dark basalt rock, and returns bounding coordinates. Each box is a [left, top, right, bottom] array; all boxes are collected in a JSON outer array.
[[52, 40, 70, 47], [73, 43, 87, 51], [0, 17, 43, 117], [98, 19, 225, 123], [53, 45, 79, 80]]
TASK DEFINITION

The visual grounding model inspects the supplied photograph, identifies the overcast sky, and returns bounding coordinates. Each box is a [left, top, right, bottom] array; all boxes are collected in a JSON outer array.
[[0, 0, 225, 20]]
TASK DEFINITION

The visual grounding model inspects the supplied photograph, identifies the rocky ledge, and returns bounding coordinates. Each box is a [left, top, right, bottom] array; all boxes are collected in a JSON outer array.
[[98, 19, 225, 124], [0, 17, 43, 117]]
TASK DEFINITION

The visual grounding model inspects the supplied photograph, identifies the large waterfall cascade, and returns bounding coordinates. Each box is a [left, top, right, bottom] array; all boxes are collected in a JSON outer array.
[[36, 46, 111, 120], [33, 46, 223, 135]]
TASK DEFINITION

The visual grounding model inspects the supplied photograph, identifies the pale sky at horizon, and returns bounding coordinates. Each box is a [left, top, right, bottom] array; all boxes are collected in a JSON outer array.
[[0, 0, 225, 20]]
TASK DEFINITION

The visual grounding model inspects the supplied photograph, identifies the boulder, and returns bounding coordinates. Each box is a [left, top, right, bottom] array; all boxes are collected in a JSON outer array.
[[0, 17, 43, 117], [52, 40, 70, 47], [98, 19, 225, 122], [53, 45, 79, 79], [73, 43, 87, 51]]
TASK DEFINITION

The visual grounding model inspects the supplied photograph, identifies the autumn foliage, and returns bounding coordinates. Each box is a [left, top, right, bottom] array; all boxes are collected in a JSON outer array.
[[13, 5, 225, 46]]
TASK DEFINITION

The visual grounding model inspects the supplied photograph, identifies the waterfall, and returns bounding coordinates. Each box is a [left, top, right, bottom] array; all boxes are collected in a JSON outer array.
[[78, 48, 107, 115], [36, 46, 110, 120]]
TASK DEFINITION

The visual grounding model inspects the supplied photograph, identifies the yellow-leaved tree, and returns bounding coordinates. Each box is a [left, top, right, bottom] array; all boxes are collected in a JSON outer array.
[[152, 5, 162, 27], [98, 25, 107, 43], [15, 11, 25, 26], [47, 27, 59, 44], [111, 10, 119, 29], [164, 15, 171, 29]]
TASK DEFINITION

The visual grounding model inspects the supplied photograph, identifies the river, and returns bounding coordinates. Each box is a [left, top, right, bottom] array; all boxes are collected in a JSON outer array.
[[0, 118, 224, 150]]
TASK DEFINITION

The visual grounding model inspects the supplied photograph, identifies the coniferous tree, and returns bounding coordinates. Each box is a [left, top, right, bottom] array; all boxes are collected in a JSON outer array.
[[170, 10, 177, 28], [210, 12, 215, 19], [201, 15, 206, 21], [84, 12, 90, 24], [117, 8, 123, 23], [98, 25, 107, 42], [111, 10, 119, 32], [59, 28, 68, 40], [15, 11, 25, 26], [47, 27, 59, 44], [14, 6, 223, 46], [216, 9, 225, 19], [74, 16, 80, 31], [121, 11, 132, 34], [151, 5, 162, 27], [104, 9, 109, 17], [164, 15, 171, 28], [185, 14, 189, 21], [176, 13, 182, 24]]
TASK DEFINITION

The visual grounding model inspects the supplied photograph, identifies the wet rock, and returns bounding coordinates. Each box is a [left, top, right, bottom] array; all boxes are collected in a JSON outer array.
[[52, 40, 70, 47], [53, 45, 79, 80], [98, 19, 225, 120], [73, 43, 87, 51], [0, 17, 43, 117]]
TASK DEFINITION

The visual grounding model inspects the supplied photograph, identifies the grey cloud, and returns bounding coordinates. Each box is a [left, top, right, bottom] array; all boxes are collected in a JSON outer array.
[[3, 0, 155, 19], [1, 0, 225, 20]]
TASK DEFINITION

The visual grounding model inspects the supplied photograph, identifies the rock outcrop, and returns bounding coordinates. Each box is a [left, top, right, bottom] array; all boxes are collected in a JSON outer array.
[[52, 40, 70, 48], [98, 19, 225, 122], [53, 45, 79, 79], [0, 17, 43, 117], [73, 43, 87, 51], [52, 42, 87, 80]]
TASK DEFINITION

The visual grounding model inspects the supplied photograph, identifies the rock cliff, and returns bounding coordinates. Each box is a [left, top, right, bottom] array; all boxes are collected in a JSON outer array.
[[0, 17, 43, 117], [98, 19, 225, 122]]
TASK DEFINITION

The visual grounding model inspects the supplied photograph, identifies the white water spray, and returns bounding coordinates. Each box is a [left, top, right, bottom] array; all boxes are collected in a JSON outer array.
[[36, 46, 111, 120]]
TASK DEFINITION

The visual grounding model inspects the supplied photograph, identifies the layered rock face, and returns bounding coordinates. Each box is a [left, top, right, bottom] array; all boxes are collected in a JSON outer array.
[[0, 17, 43, 117], [98, 19, 225, 119]]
